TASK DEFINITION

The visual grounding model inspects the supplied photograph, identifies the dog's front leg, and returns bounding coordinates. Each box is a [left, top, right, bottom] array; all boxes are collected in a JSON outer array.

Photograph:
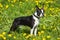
[[30, 27, 34, 35], [34, 27, 37, 36]]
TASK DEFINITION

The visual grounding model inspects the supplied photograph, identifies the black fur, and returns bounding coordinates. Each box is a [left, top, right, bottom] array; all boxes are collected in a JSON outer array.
[[9, 15, 35, 33]]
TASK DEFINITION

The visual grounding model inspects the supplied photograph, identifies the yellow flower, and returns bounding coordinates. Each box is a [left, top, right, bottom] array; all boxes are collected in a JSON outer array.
[[13, 36, 16, 39], [2, 32, 6, 35], [8, 34, 12, 37], [45, 1, 49, 3], [0, 34, 4, 37], [57, 38, 60, 40], [33, 38, 36, 40], [13, 0, 16, 3], [25, 35, 30, 39], [41, 31, 44, 34], [0, 34, 6, 40], [25, 34, 32, 39], [26, 0, 28, 2], [51, 26, 53, 28], [5, 5, 9, 9], [53, 27, 57, 31], [3, 37, 6, 40], [20, 2, 22, 5], [35, 0, 39, 5], [48, 1, 53, 3], [23, 33, 27, 36], [0, 3, 3, 8], [11, 4, 14, 7], [47, 35, 51, 38], [32, 8, 34, 11], [44, 14, 46, 17], [38, 32, 41, 36], [50, 14, 52, 16], [44, 6, 47, 10], [58, 9, 60, 11], [20, 2, 22, 4], [49, 8, 54, 11], [43, 25, 46, 29], [39, 1, 41, 3], [42, 37, 46, 40]]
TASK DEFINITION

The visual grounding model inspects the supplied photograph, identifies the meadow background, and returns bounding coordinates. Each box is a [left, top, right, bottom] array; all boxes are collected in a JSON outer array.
[[0, 0, 60, 40]]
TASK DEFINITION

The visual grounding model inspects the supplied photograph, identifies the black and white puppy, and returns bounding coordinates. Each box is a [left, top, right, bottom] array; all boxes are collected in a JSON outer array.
[[9, 5, 44, 36]]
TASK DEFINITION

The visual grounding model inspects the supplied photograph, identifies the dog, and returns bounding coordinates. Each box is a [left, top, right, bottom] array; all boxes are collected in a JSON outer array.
[[9, 5, 44, 36]]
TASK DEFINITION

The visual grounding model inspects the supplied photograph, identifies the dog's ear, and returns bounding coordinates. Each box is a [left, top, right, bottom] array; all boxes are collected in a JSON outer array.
[[41, 4, 44, 12], [36, 5, 39, 10]]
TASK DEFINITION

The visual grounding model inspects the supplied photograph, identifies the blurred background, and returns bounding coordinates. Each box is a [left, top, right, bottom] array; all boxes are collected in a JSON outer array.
[[0, 0, 60, 40]]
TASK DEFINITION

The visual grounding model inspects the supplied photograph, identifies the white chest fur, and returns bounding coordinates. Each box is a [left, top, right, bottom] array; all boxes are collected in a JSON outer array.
[[33, 15, 39, 27]]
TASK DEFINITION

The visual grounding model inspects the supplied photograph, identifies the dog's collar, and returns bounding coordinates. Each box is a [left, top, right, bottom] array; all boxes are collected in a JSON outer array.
[[33, 14, 39, 19]]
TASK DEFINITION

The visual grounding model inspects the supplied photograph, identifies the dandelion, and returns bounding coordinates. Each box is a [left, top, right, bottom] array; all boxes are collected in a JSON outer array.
[[25, 34, 32, 39], [0, 3, 3, 8], [49, 8, 54, 11], [39, 1, 41, 3], [58, 9, 60, 11], [54, 8, 59, 12], [47, 35, 51, 38], [3, 37, 6, 40], [25, 35, 30, 39], [42, 37, 46, 40], [38, 32, 41, 36], [44, 6, 47, 10], [0, 34, 4, 37], [33, 38, 36, 40], [5, 5, 9, 9], [20, 1, 22, 6], [31, 8, 34, 11], [26, 0, 28, 2], [20, 2, 22, 4], [53, 27, 57, 31], [51, 26, 53, 28], [23, 33, 27, 36], [8, 34, 12, 37], [48, 1, 53, 3], [11, 4, 14, 7], [44, 14, 46, 17], [2, 32, 6, 35], [45, 1, 49, 3], [0, 34, 6, 40], [41, 30, 44, 34], [43, 25, 46, 29], [13, 0, 17, 3], [57, 38, 60, 40], [13, 36, 16, 39], [35, 0, 39, 5], [50, 14, 52, 16]]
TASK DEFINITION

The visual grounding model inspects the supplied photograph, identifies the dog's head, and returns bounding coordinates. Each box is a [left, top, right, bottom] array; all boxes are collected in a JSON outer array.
[[34, 5, 44, 18]]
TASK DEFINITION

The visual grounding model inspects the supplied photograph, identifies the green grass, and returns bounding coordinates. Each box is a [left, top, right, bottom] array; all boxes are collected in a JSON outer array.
[[0, 0, 60, 40]]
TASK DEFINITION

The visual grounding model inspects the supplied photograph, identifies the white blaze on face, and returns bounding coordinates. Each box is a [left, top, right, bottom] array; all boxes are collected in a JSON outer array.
[[41, 9, 43, 13], [40, 9, 43, 17], [34, 12, 37, 16]]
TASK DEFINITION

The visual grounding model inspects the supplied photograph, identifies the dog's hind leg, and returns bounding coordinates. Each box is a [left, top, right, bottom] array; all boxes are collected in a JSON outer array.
[[8, 19, 20, 33], [10, 23, 18, 31]]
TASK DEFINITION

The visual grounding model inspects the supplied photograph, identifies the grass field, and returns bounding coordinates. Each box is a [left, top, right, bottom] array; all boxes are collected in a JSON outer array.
[[0, 0, 60, 40]]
